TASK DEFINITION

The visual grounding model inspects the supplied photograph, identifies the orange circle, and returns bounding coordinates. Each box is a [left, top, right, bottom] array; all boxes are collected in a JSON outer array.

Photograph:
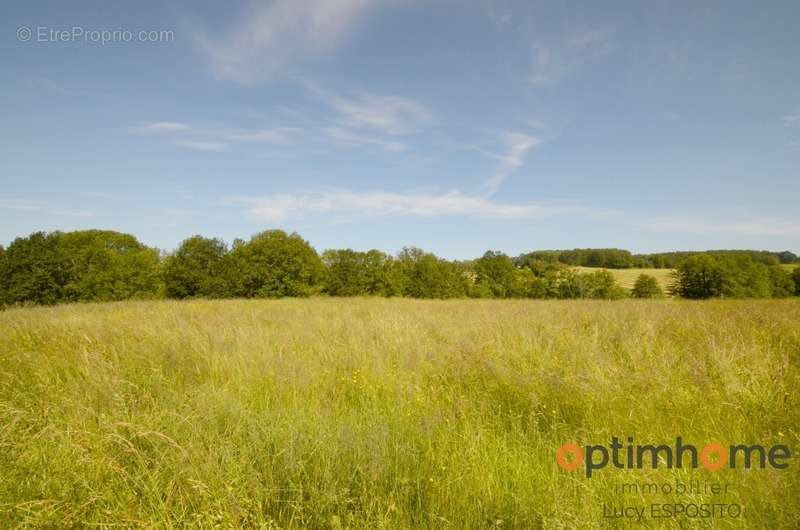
[[556, 444, 584, 471], [700, 444, 728, 471]]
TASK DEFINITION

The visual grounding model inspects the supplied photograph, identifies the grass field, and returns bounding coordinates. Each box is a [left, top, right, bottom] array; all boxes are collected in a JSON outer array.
[[571, 266, 675, 291], [1, 299, 799, 528]]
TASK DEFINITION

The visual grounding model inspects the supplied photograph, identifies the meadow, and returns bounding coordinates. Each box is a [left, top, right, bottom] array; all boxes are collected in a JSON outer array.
[[1, 298, 798, 528]]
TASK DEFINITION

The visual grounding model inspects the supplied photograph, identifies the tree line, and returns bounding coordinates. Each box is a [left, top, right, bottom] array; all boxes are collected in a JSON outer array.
[[517, 248, 800, 269], [0, 229, 798, 307]]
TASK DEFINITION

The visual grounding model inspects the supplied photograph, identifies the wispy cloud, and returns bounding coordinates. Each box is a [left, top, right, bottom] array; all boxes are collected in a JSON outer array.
[[305, 83, 434, 135], [175, 140, 229, 152], [230, 189, 581, 222], [0, 198, 95, 217], [227, 127, 301, 143], [137, 121, 190, 133], [529, 27, 614, 86], [781, 110, 800, 126], [0, 198, 41, 211], [324, 127, 406, 152], [192, 0, 381, 83], [481, 132, 539, 194], [643, 215, 800, 236]]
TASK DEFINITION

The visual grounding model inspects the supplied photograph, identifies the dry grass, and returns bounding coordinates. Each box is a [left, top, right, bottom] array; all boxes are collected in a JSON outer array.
[[0, 298, 798, 528], [572, 266, 675, 291]]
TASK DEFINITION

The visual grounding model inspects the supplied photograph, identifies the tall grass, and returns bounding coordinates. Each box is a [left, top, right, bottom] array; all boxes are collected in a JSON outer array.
[[0, 299, 798, 528]]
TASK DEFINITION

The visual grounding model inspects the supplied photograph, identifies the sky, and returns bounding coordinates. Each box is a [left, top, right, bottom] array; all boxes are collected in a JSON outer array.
[[1, 0, 799, 259]]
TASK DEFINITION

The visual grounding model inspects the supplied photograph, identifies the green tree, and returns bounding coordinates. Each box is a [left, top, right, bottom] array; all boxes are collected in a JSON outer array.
[[229, 230, 324, 298], [394, 247, 468, 298], [472, 251, 516, 298], [322, 249, 394, 296], [0, 232, 69, 305], [631, 274, 663, 298], [163, 236, 230, 298], [58, 230, 163, 302], [584, 270, 627, 299], [672, 254, 726, 299], [767, 267, 795, 298], [792, 267, 800, 296], [0, 230, 162, 305]]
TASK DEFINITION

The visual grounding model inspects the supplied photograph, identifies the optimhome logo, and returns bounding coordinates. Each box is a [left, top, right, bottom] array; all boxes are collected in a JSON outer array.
[[557, 436, 792, 478]]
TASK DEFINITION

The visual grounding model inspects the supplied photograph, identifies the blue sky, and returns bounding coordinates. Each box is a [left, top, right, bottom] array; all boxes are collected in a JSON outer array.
[[2, 0, 799, 258]]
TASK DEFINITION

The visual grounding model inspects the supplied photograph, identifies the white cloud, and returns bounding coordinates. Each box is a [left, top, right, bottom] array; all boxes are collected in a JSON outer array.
[[230, 189, 581, 222], [643, 216, 800, 236], [227, 127, 300, 143], [782, 112, 800, 126], [137, 122, 190, 133], [324, 127, 406, 151], [0, 198, 95, 217], [482, 132, 539, 194], [175, 140, 229, 152], [528, 27, 614, 86], [310, 87, 434, 135], [0, 198, 41, 211], [46, 210, 95, 218], [193, 0, 381, 83]]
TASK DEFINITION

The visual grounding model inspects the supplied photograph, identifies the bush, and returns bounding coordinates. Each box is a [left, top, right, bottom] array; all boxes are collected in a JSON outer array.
[[631, 274, 663, 298], [0, 230, 162, 305], [228, 230, 325, 298], [163, 236, 231, 299]]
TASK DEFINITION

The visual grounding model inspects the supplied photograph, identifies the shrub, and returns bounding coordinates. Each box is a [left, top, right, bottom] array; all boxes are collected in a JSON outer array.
[[631, 274, 664, 298]]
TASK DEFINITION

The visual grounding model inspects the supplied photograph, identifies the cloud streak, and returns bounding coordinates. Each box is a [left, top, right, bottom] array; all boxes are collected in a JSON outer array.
[[529, 27, 614, 86], [643, 216, 800, 237], [175, 140, 229, 152], [0, 198, 95, 217], [481, 132, 539, 194], [304, 82, 434, 135], [193, 0, 381, 83], [230, 189, 582, 222]]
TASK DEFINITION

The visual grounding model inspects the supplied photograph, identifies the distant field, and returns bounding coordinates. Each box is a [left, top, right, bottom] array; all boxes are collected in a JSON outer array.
[[572, 266, 675, 291], [1, 298, 798, 528]]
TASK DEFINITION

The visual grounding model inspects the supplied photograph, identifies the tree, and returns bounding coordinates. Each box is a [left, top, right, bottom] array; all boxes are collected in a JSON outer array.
[[767, 267, 795, 298], [472, 251, 516, 298], [0, 232, 69, 305], [163, 236, 230, 298], [393, 247, 468, 299], [57, 230, 163, 302], [322, 249, 395, 296], [672, 255, 726, 299], [0, 230, 162, 305], [583, 270, 627, 299], [792, 267, 800, 296], [631, 274, 663, 298], [229, 230, 324, 298]]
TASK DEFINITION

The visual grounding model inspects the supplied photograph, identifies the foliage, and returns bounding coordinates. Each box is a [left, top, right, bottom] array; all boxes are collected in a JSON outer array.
[[0, 230, 161, 305], [393, 247, 468, 299], [228, 230, 325, 298], [671, 254, 793, 299], [322, 249, 396, 296], [163, 236, 230, 298], [631, 274, 663, 298], [1, 229, 797, 306]]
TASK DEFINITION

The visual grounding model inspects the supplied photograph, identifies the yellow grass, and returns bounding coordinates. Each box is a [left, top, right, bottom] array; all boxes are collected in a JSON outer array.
[[572, 266, 675, 291], [1, 298, 798, 528]]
